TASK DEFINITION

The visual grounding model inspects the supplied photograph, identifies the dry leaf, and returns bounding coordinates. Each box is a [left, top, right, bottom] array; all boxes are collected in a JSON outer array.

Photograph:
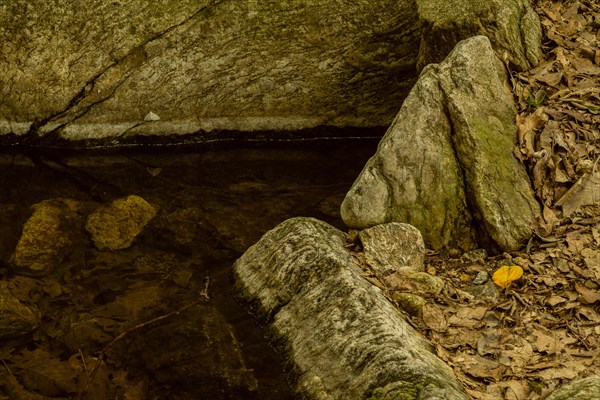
[[422, 304, 448, 333], [492, 266, 524, 288], [575, 282, 600, 304], [533, 330, 561, 354]]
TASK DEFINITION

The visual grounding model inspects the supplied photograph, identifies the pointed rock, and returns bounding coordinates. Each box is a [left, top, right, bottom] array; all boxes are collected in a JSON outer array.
[[342, 36, 540, 251]]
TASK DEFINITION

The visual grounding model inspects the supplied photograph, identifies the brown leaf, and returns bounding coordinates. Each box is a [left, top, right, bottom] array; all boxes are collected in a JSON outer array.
[[546, 295, 567, 307], [533, 330, 561, 354], [571, 53, 600, 75], [516, 109, 548, 157], [460, 354, 505, 380], [556, 172, 600, 217], [575, 282, 600, 304], [422, 303, 448, 333]]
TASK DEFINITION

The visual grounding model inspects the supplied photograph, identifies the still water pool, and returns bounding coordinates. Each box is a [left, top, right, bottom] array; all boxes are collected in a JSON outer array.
[[0, 139, 377, 399]]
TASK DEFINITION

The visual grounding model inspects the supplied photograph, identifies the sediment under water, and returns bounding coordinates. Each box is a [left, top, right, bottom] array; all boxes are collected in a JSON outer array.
[[0, 138, 378, 399]]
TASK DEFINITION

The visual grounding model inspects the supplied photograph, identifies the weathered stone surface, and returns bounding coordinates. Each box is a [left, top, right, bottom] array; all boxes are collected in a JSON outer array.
[[416, 0, 542, 71], [359, 222, 425, 277], [0, 0, 420, 141], [86, 195, 157, 250], [234, 217, 468, 400], [12, 198, 83, 274], [546, 375, 600, 400], [0, 0, 542, 144], [0, 283, 40, 339], [341, 36, 541, 251]]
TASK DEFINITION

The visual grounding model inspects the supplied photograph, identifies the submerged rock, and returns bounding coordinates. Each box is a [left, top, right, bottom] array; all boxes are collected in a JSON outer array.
[[0, 284, 40, 339], [12, 198, 83, 274], [129, 304, 259, 399], [342, 36, 541, 251], [86, 195, 157, 250], [234, 217, 468, 400]]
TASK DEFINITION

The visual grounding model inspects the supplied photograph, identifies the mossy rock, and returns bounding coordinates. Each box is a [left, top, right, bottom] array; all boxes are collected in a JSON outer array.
[[86, 195, 157, 250]]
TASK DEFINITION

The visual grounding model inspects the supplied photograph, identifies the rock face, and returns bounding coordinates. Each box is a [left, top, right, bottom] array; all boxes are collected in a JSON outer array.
[[546, 375, 600, 400], [234, 217, 468, 400], [86, 195, 157, 250], [0, 0, 420, 141], [416, 0, 542, 71], [0, 1, 540, 143], [12, 198, 83, 274], [341, 36, 541, 251]]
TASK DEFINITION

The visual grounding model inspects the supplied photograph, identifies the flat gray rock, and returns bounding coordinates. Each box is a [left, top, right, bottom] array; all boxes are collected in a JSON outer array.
[[234, 217, 468, 400], [359, 222, 425, 276], [342, 36, 540, 251]]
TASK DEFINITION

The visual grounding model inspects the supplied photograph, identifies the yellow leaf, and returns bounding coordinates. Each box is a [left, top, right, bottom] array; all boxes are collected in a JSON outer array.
[[492, 265, 524, 288]]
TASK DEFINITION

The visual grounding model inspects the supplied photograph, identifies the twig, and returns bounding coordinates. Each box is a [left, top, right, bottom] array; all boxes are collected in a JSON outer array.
[[1, 360, 12, 377], [183, 272, 193, 289], [200, 275, 210, 300], [77, 292, 209, 399], [78, 349, 89, 377]]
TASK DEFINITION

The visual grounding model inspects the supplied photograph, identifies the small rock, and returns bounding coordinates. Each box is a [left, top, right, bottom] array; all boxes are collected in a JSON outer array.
[[0, 284, 40, 339], [392, 292, 427, 317], [86, 195, 157, 250], [473, 271, 489, 285], [144, 111, 160, 121], [359, 222, 425, 277], [384, 268, 445, 295], [461, 249, 488, 263]]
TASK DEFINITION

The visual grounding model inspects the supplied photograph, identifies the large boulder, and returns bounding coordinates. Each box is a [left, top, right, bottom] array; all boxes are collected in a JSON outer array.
[[0, 0, 420, 141], [341, 36, 541, 251], [0, 1, 540, 144], [234, 217, 468, 400], [416, 0, 542, 71]]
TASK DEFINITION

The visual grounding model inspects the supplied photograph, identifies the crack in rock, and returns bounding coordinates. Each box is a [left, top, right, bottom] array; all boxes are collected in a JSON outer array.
[[27, 0, 225, 141]]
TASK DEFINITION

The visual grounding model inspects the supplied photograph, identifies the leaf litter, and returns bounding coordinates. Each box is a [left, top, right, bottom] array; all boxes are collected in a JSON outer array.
[[367, 1, 600, 398]]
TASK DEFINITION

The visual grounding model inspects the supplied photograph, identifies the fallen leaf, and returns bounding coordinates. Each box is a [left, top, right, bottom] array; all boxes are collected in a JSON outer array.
[[575, 282, 600, 304], [422, 304, 448, 333], [460, 353, 505, 380], [533, 330, 561, 354], [492, 266, 524, 288]]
